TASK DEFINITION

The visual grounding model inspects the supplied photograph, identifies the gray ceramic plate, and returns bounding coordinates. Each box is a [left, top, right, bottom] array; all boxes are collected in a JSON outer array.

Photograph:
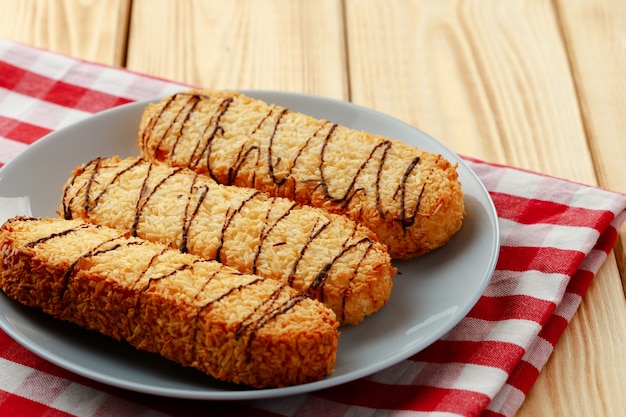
[[0, 91, 499, 400]]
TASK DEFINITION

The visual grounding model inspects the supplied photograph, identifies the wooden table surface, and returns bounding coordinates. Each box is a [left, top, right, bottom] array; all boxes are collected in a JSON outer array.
[[1, 0, 625, 415]]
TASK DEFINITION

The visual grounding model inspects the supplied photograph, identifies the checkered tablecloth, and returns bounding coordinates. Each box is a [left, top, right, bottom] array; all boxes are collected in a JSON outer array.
[[1, 38, 626, 417]]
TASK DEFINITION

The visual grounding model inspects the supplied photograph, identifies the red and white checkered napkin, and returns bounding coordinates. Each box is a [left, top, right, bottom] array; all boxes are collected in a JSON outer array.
[[1, 38, 625, 417]]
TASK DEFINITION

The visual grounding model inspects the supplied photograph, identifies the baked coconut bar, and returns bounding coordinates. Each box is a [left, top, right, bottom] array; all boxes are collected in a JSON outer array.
[[137, 90, 466, 259], [61, 156, 395, 325], [0, 216, 339, 388]]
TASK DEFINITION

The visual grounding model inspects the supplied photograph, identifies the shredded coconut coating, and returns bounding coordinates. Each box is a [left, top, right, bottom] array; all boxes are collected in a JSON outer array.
[[0, 216, 339, 388], [60, 156, 395, 325], [138, 90, 466, 258]]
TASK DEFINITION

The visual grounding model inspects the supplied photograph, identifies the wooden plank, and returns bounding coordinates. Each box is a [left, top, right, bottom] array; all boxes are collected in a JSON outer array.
[[554, 0, 626, 288], [344, 0, 596, 185], [344, 1, 626, 416], [523, 1, 626, 413], [0, 0, 131, 66], [126, 0, 348, 98], [555, 0, 626, 195]]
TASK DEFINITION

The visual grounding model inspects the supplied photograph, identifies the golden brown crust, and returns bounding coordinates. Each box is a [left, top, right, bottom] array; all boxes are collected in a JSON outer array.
[[60, 156, 395, 325], [137, 90, 465, 258], [0, 216, 339, 388]]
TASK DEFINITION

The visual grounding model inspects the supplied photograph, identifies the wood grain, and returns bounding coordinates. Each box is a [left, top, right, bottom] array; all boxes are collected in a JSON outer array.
[[126, 0, 348, 98], [555, 0, 626, 289], [344, 1, 626, 416], [521, 2, 626, 413], [0, 0, 130, 66], [556, 0, 626, 194], [344, 0, 597, 185]]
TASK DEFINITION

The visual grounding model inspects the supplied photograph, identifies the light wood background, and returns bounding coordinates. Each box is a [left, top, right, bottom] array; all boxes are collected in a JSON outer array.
[[1, 0, 625, 415]]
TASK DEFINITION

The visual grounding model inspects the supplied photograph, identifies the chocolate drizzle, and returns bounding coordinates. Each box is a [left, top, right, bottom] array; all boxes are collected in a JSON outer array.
[[228, 142, 260, 185], [146, 93, 235, 180], [24, 223, 92, 248], [136, 166, 184, 236], [287, 217, 330, 288], [17, 220, 308, 361], [397, 156, 424, 227], [374, 141, 393, 218], [308, 234, 373, 305], [63, 156, 379, 321], [181, 177, 208, 253], [25, 226, 127, 300], [251, 197, 297, 275], [267, 108, 290, 185], [141, 92, 426, 231], [237, 288, 307, 363], [214, 190, 262, 263], [83, 157, 103, 214]]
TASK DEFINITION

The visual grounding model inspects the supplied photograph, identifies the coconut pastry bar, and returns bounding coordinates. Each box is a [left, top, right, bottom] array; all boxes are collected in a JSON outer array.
[[61, 156, 395, 325], [137, 90, 466, 259], [0, 216, 339, 388]]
